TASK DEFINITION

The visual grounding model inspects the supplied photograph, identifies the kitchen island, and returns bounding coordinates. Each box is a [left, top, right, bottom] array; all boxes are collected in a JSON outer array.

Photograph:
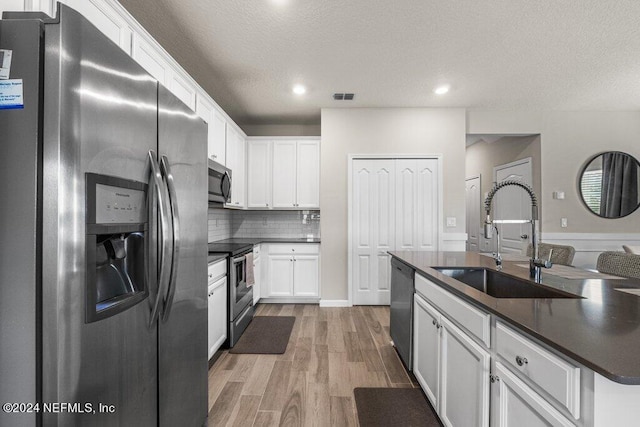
[[390, 251, 640, 427]]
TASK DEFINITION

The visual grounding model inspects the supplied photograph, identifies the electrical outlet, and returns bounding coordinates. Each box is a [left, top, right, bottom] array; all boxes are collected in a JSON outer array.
[[215, 218, 219, 227], [262, 217, 267, 226], [553, 191, 566, 200], [446, 217, 457, 227], [561, 218, 568, 228]]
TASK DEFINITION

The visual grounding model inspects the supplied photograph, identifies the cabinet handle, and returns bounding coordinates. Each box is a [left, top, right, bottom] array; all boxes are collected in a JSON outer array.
[[515, 356, 528, 366], [432, 319, 437, 325], [266, 203, 269, 207], [490, 374, 500, 383], [213, 154, 217, 159]]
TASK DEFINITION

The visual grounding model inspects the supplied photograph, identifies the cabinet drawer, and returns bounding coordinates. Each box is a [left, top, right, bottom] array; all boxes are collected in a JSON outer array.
[[496, 322, 580, 419], [267, 243, 319, 255], [208, 259, 227, 283], [415, 274, 490, 348]]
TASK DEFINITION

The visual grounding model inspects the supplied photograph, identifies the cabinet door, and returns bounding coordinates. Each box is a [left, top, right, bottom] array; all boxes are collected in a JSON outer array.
[[395, 159, 439, 251], [211, 110, 226, 165], [132, 33, 169, 84], [195, 94, 216, 162], [413, 294, 441, 409], [296, 140, 320, 208], [226, 127, 245, 207], [247, 140, 272, 208], [492, 362, 574, 427], [235, 133, 246, 207], [208, 276, 227, 359], [293, 255, 319, 297], [168, 71, 196, 111], [62, 0, 132, 53], [439, 316, 490, 427], [272, 141, 297, 208], [267, 255, 294, 296], [253, 256, 261, 304]]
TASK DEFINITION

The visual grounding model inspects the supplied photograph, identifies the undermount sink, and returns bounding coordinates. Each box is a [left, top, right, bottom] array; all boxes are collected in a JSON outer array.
[[432, 267, 582, 299]]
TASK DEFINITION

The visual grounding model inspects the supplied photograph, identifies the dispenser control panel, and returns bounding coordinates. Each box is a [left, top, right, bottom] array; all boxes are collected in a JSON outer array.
[[95, 183, 146, 224]]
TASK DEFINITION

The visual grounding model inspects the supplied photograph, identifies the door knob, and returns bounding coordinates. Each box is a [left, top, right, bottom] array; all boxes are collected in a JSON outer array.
[[520, 234, 528, 239]]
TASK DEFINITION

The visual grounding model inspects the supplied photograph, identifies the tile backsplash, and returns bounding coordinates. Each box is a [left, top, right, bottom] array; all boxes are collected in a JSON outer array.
[[208, 208, 320, 242]]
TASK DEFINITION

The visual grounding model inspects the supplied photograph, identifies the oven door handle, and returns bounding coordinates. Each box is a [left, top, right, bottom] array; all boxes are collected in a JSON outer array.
[[232, 255, 246, 264]]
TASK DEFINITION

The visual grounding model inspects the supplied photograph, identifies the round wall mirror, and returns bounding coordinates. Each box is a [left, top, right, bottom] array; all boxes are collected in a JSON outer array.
[[578, 151, 640, 218]]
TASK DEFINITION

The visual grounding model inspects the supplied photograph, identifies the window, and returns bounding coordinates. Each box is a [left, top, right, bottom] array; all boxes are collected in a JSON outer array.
[[581, 169, 602, 214]]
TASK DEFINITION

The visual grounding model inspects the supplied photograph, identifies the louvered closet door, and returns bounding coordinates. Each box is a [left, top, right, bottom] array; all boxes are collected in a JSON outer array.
[[352, 160, 396, 305]]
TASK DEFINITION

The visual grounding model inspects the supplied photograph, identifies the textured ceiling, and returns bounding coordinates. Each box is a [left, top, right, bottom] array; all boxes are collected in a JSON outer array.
[[118, 0, 640, 128]]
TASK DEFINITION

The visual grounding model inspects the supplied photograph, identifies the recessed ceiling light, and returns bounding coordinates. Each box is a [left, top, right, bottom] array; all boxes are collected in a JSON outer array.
[[293, 84, 306, 95], [434, 85, 450, 95]]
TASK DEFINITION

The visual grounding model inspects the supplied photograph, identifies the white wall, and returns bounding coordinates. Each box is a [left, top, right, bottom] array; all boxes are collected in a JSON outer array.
[[321, 108, 466, 301]]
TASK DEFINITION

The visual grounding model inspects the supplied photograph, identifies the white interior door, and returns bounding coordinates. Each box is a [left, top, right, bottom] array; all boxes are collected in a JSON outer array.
[[351, 157, 440, 305], [465, 176, 481, 252], [395, 159, 439, 251], [352, 159, 396, 305], [493, 158, 532, 254]]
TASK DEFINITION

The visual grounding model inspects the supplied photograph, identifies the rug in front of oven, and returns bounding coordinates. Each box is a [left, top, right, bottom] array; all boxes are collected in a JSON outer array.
[[229, 316, 295, 354]]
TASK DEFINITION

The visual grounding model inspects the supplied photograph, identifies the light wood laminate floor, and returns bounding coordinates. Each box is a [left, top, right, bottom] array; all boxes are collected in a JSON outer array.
[[207, 304, 418, 426]]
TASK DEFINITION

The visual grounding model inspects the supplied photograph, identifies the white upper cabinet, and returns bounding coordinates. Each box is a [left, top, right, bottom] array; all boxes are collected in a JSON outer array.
[[272, 141, 298, 208], [247, 138, 320, 210], [211, 110, 227, 165], [196, 94, 227, 165], [295, 140, 320, 208], [132, 34, 168, 83], [168, 71, 196, 111], [61, 0, 132, 54], [246, 140, 272, 208], [226, 126, 246, 208]]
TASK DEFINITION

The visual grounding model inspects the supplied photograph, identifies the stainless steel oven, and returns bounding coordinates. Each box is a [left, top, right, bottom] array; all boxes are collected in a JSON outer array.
[[208, 159, 231, 204], [228, 248, 254, 346]]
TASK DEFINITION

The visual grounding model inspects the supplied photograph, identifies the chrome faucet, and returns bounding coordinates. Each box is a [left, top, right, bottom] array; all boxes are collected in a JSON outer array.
[[483, 180, 551, 282]]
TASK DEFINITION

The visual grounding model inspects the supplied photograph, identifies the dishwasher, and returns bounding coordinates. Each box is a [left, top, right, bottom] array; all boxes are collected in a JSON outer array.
[[390, 257, 415, 370]]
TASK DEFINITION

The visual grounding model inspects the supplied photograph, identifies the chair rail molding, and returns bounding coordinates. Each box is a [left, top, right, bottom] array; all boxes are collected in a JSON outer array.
[[540, 232, 640, 269]]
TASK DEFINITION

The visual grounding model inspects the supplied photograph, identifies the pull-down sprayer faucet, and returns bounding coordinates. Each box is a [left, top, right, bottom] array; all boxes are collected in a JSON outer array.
[[483, 180, 551, 282]]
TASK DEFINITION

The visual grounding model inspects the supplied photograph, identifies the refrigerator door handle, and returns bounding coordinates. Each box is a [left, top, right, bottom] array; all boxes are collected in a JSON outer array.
[[160, 155, 180, 321], [149, 150, 173, 327]]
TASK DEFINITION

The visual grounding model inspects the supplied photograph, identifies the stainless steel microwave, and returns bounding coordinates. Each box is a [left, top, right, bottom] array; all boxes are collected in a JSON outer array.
[[208, 159, 232, 204]]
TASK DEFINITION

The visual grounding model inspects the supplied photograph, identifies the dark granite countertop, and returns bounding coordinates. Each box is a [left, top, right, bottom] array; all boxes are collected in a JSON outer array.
[[389, 251, 640, 385], [207, 254, 227, 264], [208, 237, 321, 256]]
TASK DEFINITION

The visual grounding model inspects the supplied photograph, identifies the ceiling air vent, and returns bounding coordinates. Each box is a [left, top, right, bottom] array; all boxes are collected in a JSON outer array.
[[333, 93, 355, 101]]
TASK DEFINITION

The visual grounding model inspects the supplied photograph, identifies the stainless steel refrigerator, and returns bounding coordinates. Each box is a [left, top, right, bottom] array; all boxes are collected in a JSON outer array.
[[0, 4, 208, 426]]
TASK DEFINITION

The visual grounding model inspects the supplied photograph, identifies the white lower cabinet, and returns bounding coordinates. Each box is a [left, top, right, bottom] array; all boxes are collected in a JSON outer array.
[[413, 293, 441, 407], [252, 246, 261, 304], [292, 255, 320, 297], [440, 316, 490, 427], [413, 293, 490, 427], [208, 276, 227, 360], [264, 244, 319, 299], [208, 259, 227, 360], [492, 362, 574, 427]]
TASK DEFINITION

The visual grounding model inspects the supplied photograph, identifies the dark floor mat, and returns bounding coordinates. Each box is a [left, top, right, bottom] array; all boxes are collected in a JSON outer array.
[[229, 316, 295, 354], [354, 387, 441, 427]]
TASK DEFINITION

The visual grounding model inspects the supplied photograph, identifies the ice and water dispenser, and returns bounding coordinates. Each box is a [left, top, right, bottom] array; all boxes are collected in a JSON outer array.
[[85, 173, 148, 323]]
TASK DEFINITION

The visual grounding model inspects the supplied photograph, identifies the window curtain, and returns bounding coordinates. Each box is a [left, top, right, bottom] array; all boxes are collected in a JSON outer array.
[[600, 153, 639, 217]]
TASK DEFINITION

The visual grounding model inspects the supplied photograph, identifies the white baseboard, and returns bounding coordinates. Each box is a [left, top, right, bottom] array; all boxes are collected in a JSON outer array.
[[319, 299, 352, 307], [441, 232, 468, 251], [259, 298, 320, 304], [540, 232, 640, 269]]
